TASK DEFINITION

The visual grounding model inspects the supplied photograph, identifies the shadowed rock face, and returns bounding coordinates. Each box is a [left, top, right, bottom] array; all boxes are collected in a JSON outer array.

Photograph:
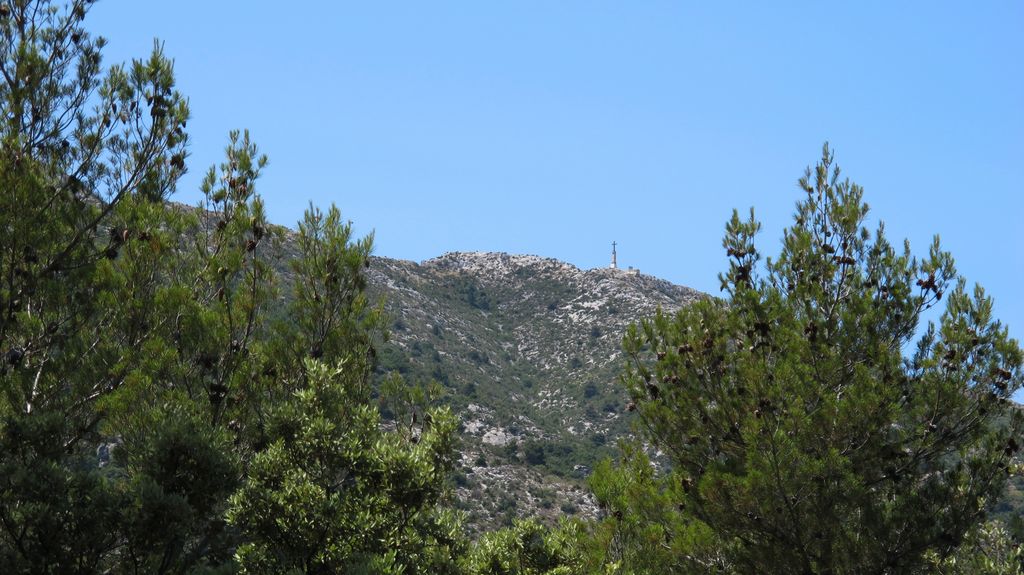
[[363, 251, 704, 530]]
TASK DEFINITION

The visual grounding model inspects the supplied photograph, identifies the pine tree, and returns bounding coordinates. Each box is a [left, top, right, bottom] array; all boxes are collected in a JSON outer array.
[[619, 144, 1023, 574], [584, 443, 725, 574], [0, 2, 466, 572], [0, 1, 195, 570], [226, 206, 466, 574]]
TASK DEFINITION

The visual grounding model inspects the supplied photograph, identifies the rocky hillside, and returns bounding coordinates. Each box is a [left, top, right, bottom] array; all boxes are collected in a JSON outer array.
[[364, 252, 705, 530]]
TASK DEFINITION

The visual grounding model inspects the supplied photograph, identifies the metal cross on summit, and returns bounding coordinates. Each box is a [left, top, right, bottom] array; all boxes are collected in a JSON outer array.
[[610, 241, 618, 269]]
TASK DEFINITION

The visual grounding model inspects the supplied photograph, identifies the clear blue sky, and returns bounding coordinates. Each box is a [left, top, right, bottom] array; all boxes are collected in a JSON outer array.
[[88, 2, 1022, 345]]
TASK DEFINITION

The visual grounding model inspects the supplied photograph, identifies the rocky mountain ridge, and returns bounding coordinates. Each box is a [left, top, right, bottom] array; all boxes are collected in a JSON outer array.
[[362, 251, 705, 529]]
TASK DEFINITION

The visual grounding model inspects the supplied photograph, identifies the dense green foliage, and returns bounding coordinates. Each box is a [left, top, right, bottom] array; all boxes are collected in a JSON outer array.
[[616, 145, 1023, 573], [0, 2, 463, 572], [928, 520, 1023, 575], [1, 2, 1021, 574], [460, 519, 582, 575], [585, 444, 725, 574], [227, 362, 464, 574]]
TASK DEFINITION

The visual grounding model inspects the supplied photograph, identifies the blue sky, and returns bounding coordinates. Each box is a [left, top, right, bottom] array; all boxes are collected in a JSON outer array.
[[88, 2, 1022, 345]]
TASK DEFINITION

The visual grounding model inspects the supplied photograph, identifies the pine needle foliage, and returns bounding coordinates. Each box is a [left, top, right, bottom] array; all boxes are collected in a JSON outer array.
[[620, 144, 1023, 574], [0, 2, 467, 572]]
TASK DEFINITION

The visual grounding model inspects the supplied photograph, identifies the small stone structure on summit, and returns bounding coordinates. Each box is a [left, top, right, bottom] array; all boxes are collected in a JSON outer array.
[[610, 241, 639, 276]]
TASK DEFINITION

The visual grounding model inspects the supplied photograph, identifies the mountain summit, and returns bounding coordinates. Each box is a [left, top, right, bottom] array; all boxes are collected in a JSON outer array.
[[365, 251, 704, 528]]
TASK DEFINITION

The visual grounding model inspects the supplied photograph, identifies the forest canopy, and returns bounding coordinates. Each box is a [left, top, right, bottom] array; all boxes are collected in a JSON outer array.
[[0, 2, 1020, 574]]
